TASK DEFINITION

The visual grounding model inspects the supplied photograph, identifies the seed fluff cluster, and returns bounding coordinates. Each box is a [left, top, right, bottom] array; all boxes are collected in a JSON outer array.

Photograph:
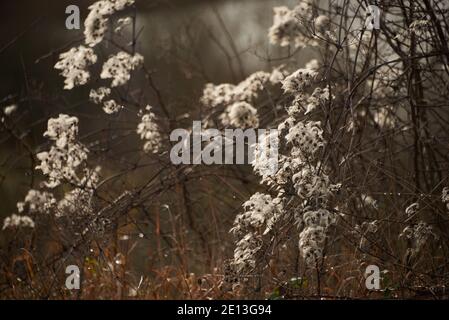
[[230, 58, 341, 274], [201, 69, 287, 129], [268, 1, 316, 48], [230, 193, 283, 272], [36, 114, 89, 188], [54, 46, 98, 90], [100, 51, 144, 87], [137, 106, 162, 153], [84, 0, 135, 47]]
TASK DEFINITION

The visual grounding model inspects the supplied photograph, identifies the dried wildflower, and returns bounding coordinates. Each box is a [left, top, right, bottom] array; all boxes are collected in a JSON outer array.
[[57, 167, 101, 217], [115, 17, 132, 33], [298, 225, 326, 265], [57, 188, 93, 217], [84, 0, 135, 47], [305, 86, 330, 114], [110, 0, 135, 11], [442, 187, 449, 210], [17, 190, 56, 215], [234, 88, 341, 268], [405, 202, 419, 218], [234, 71, 271, 101], [200, 83, 236, 108], [2, 214, 35, 230], [252, 130, 280, 183], [36, 144, 88, 189], [3, 104, 17, 116], [314, 15, 330, 32], [137, 105, 161, 153], [292, 165, 332, 200], [268, 2, 314, 48], [220, 102, 259, 129], [100, 51, 144, 87], [43, 114, 79, 148], [289, 86, 330, 116], [285, 121, 324, 156], [258, 155, 301, 189], [36, 114, 89, 188], [54, 46, 97, 90], [282, 68, 318, 94], [302, 208, 336, 228], [231, 193, 283, 236], [233, 233, 262, 271], [400, 221, 437, 254], [230, 193, 283, 272], [84, 2, 112, 47], [89, 87, 111, 104], [200, 69, 284, 109], [102, 99, 123, 114]]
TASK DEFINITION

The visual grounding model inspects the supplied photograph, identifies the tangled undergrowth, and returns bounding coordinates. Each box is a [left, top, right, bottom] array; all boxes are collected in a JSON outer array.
[[1, 0, 449, 300]]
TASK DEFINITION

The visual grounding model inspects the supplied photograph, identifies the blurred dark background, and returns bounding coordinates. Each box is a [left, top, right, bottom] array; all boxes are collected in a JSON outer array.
[[0, 0, 310, 219], [0, 0, 300, 98]]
